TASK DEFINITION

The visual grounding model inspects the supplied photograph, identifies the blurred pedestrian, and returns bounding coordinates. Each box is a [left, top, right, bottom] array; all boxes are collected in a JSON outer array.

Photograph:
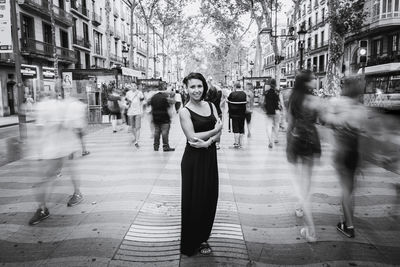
[[227, 83, 247, 148], [286, 70, 321, 242], [150, 86, 175, 152], [107, 87, 121, 133], [322, 77, 367, 238], [26, 90, 81, 225], [263, 79, 281, 148], [174, 89, 183, 113], [205, 85, 222, 149], [244, 82, 255, 138], [180, 73, 222, 256], [126, 82, 145, 148]]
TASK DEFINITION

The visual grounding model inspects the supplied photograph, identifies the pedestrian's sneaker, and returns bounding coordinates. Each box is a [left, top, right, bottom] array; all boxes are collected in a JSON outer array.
[[163, 146, 175, 152], [274, 140, 279, 144], [29, 208, 50, 225], [300, 227, 317, 243], [268, 143, 273, 149], [336, 222, 355, 238], [233, 143, 240, 149], [82, 151, 90, 156], [295, 208, 304, 218], [67, 193, 83, 207], [135, 143, 140, 148], [154, 146, 159, 151]]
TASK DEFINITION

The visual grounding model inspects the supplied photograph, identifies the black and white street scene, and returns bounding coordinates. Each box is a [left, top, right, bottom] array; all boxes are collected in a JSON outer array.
[[0, 0, 399, 266]]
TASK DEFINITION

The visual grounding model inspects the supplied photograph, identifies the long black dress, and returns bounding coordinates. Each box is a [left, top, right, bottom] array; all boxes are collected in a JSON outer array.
[[180, 102, 219, 256]]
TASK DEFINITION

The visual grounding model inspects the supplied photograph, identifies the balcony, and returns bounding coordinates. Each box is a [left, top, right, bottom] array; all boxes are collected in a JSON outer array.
[[53, 5, 73, 27], [110, 53, 123, 63], [18, 0, 73, 27], [70, 0, 90, 19], [367, 52, 400, 67], [310, 40, 329, 54], [73, 35, 91, 49], [121, 10, 126, 21], [93, 46, 104, 57], [320, 0, 325, 4], [114, 30, 121, 40], [371, 11, 400, 31], [92, 12, 102, 26], [20, 38, 76, 63], [307, 6, 312, 14], [136, 46, 147, 56], [57, 46, 77, 62]]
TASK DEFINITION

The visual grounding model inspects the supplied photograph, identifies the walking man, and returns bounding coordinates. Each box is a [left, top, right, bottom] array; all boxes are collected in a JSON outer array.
[[245, 82, 255, 138], [263, 79, 281, 149], [227, 83, 247, 148], [150, 86, 175, 152], [126, 82, 145, 148]]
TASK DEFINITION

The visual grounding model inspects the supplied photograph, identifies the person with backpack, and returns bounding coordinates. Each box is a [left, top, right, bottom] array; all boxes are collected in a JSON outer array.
[[107, 87, 121, 133], [263, 79, 282, 149]]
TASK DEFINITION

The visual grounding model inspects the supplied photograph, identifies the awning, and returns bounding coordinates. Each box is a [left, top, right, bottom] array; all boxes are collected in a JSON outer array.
[[358, 63, 400, 75], [121, 67, 142, 78]]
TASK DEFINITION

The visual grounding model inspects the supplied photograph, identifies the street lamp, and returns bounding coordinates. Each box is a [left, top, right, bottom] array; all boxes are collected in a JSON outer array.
[[249, 61, 254, 77], [122, 45, 129, 67], [297, 25, 307, 70]]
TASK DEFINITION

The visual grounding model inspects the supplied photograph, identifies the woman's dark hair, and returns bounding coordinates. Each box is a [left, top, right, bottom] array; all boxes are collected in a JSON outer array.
[[183, 73, 208, 100], [288, 70, 315, 118], [341, 77, 364, 99]]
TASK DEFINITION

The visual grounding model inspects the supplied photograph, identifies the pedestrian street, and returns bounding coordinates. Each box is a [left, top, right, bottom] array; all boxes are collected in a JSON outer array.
[[0, 110, 399, 266]]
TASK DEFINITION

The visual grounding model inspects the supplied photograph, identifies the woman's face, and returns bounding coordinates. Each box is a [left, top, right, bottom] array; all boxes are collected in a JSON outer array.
[[187, 79, 204, 102]]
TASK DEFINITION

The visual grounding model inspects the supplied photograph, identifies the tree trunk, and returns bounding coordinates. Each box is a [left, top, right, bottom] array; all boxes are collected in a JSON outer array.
[[254, 17, 263, 77], [129, 1, 136, 69], [324, 0, 343, 97], [146, 23, 150, 78], [48, 1, 58, 79], [162, 25, 166, 80]]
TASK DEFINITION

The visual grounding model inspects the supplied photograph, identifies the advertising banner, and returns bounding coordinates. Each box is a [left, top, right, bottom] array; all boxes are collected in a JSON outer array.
[[0, 0, 12, 53]]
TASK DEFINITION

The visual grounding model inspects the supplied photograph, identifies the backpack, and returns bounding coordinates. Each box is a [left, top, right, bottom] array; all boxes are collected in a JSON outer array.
[[264, 90, 279, 115]]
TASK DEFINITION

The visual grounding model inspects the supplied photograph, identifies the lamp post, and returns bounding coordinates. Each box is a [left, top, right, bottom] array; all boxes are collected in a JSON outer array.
[[297, 25, 307, 70], [122, 45, 129, 67], [249, 61, 254, 77]]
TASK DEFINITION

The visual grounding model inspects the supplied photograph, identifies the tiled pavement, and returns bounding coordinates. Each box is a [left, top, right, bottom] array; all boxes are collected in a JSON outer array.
[[0, 110, 399, 266]]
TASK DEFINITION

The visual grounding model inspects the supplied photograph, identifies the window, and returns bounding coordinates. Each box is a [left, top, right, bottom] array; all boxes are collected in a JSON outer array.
[[321, 31, 325, 46], [83, 23, 89, 42], [319, 55, 325, 72], [73, 18, 77, 39], [373, 0, 381, 18], [21, 14, 35, 40], [85, 53, 90, 69], [307, 37, 311, 49], [390, 34, 398, 52], [59, 0, 64, 10], [322, 8, 325, 22], [93, 30, 103, 55], [315, 11, 318, 24], [114, 41, 118, 56], [395, 0, 399, 11], [60, 30, 69, 48], [75, 50, 81, 68], [42, 23, 52, 44], [314, 34, 318, 49], [308, 17, 312, 29], [373, 39, 383, 55]]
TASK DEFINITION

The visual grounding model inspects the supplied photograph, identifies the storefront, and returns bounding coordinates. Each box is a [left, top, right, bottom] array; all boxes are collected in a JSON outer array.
[[20, 64, 39, 102]]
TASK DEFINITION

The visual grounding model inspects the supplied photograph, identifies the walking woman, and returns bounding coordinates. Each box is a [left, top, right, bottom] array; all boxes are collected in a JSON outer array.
[[179, 73, 222, 256], [286, 70, 321, 242]]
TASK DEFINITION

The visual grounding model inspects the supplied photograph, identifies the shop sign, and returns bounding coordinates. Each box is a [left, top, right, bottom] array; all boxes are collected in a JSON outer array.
[[121, 67, 141, 78], [138, 78, 162, 86], [21, 64, 37, 78], [43, 67, 56, 79], [0, 0, 12, 53]]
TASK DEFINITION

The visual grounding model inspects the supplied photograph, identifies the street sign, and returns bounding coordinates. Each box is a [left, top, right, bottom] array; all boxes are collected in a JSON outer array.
[[0, 0, 12, 53]]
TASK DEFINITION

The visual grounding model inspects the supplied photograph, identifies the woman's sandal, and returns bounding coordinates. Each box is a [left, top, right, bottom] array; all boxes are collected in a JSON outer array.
[[199, 242, 212, 255]]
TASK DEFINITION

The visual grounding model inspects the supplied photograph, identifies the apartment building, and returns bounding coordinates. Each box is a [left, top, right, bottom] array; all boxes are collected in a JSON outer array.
[[283, 0, 329, 89], [0, 0, 76, 116]]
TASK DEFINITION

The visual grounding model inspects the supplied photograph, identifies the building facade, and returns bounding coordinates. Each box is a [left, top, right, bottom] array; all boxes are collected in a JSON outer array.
[[0, 0, 171, 117], [282, 0, 329, 89]]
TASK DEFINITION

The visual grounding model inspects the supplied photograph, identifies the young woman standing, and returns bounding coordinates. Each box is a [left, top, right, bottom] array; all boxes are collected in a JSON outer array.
[[179, 73, 222, 256]]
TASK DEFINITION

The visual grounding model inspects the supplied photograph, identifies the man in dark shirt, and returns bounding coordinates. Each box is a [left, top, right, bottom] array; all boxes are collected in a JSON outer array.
[[262, 79, 281, 149], [227, 83, 247, 148], [150, 88, 175, 152]]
